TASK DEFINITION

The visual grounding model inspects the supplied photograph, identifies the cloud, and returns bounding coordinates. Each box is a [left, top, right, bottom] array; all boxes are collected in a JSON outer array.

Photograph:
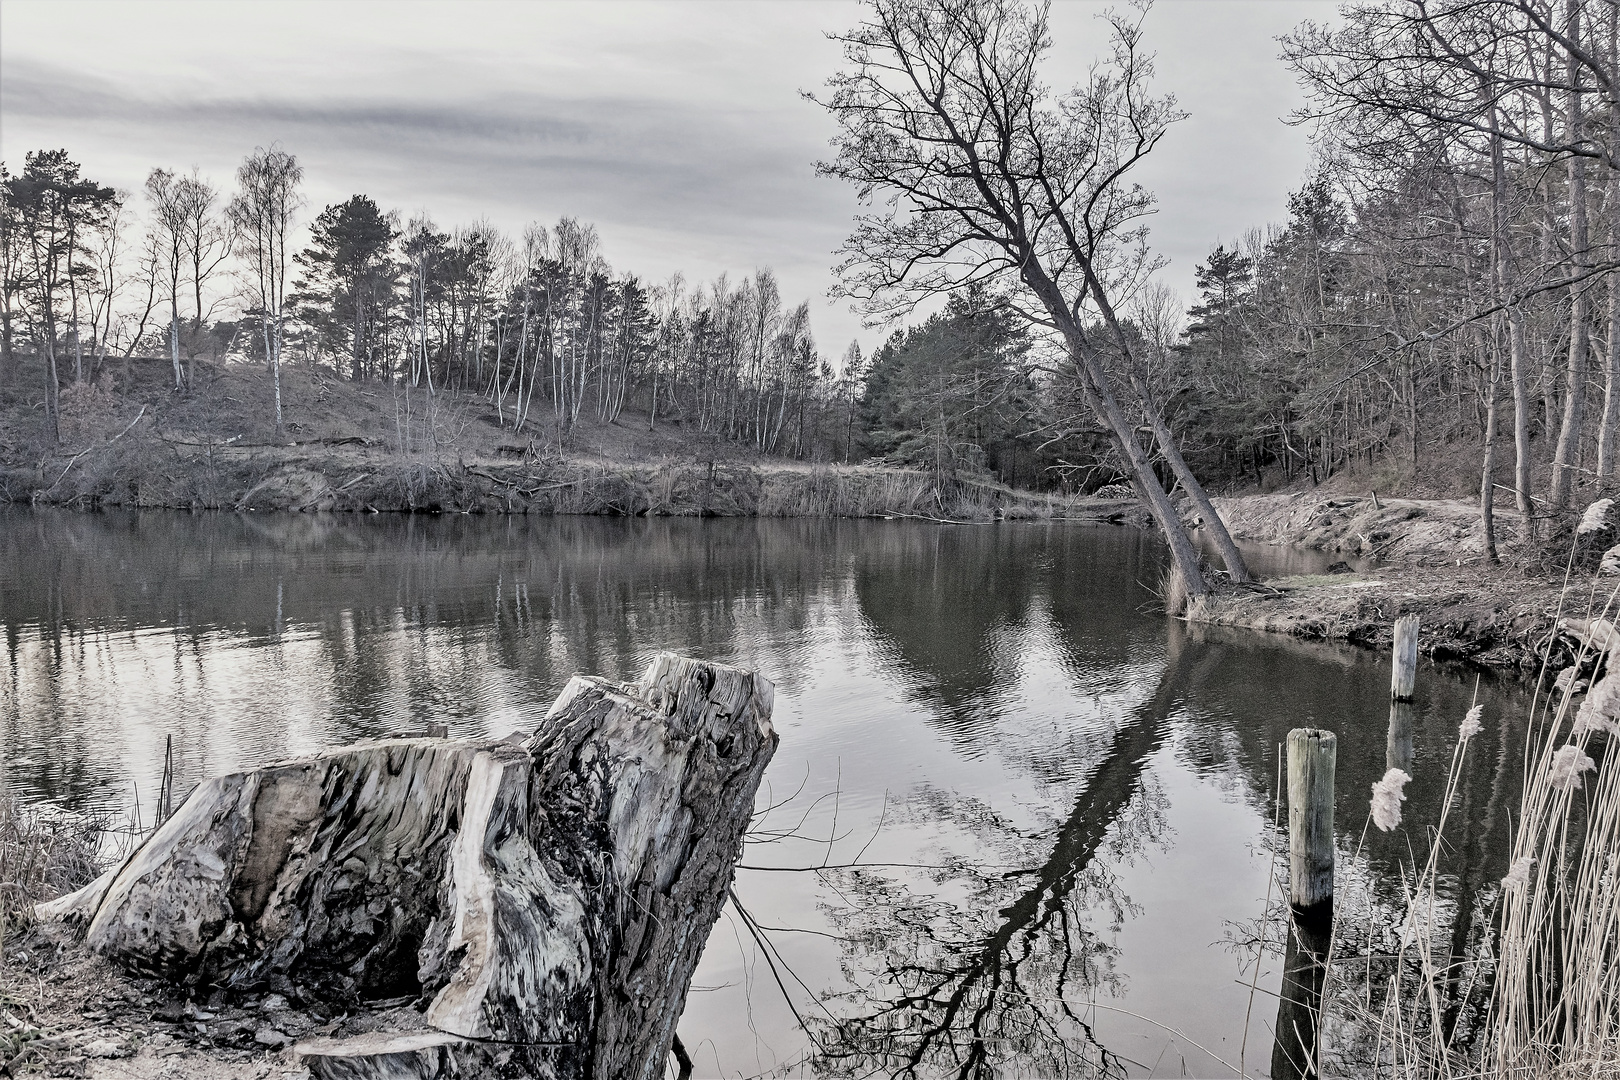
[[2, 50, 865, 343], [0, 0, 1325, 354]]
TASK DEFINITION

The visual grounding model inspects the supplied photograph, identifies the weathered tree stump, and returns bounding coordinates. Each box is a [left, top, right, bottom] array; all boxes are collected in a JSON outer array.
[[38, 653, 777, 1080]]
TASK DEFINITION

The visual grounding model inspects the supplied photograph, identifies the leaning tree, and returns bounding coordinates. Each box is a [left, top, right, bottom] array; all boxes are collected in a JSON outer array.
[[813, 0, 1250, 595]]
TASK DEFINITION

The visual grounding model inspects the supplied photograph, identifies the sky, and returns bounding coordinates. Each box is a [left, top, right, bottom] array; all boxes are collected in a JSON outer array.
[[0, 0, 1337, 361]]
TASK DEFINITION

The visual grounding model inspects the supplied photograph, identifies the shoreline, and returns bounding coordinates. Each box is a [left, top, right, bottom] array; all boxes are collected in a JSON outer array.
[[4, 441, 1154, 525], [1190, 493, 1585, 682], [2, 448, 1594, 680]]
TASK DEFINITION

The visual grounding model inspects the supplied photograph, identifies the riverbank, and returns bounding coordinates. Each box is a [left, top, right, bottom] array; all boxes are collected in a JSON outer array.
[[1189, 492, 1593, 680], [0, 356, 1596, 678], [3, 443, 1147, 524], [0, 357, 1148, 524]]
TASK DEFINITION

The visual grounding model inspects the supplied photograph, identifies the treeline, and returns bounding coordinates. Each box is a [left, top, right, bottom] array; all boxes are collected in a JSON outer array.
[[22, 0, 1616, 521], [0, 147, 851, 459], [1156, 0, 1620, 543], [856, 0, 1620, 528]]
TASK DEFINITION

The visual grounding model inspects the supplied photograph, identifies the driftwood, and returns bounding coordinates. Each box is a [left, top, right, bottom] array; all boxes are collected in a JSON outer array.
[[39, 653, 777, 1079]]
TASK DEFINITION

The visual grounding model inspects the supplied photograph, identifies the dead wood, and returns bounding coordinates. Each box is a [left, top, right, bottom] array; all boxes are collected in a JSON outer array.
[[36, 653, 778, 1080]]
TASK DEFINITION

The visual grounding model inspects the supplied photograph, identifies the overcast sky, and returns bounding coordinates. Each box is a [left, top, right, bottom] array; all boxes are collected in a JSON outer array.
[[0, 0, 1337, 359]]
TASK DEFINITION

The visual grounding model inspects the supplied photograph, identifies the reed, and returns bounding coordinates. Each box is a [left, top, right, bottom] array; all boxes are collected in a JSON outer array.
[[1305, 507, 1620, 1078]]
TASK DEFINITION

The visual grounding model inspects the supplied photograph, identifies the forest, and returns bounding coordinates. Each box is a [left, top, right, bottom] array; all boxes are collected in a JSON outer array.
[[0, 151, 853, 463], [5, 0, 1620, 533]]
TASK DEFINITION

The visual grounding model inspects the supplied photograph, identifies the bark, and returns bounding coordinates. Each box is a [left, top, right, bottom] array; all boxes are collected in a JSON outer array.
[[1602, 9, 1620, 480], [1551, 1, 1589, 511], [1603, 169, 1620, 480], [39, 653, 778, 1080], [1482, 320, 1502, 564], [1489, 107, 1536, 524], [1128, 369, 1252, 582]]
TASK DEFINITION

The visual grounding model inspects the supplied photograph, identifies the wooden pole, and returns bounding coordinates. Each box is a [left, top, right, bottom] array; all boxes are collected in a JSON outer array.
[[1286, 728, 1336, 910], [1386, 701, 1415, 776], [1276, 727, 1336, 1080], [1392, 614, 1420, 702]]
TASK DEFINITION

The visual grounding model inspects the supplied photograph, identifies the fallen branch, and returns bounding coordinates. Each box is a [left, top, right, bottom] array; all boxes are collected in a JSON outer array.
[[38, 405, 146, 497]]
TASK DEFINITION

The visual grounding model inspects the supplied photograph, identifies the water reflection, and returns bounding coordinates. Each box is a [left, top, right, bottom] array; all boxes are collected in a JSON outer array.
[[0, 509, 1529, 1077], [811, 623, 1218, 1079]]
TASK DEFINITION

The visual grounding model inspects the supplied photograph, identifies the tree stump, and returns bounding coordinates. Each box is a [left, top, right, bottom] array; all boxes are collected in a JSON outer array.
[[38, 653, 777, 1080]]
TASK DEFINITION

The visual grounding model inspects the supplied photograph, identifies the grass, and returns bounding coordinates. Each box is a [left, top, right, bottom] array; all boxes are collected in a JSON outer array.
[[1275, 514, 1620, 1078], [1269, 573, 1373, 589], [1153, 564, 1191, 617], [0, 794, 105, 957]]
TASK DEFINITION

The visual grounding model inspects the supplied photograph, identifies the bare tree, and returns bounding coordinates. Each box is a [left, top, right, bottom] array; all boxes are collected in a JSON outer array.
[[179, 168, 233, 380], [85, 194, 131, 384], [145, 168, 188, 389], [813, 0, 1246, 597], [228, 146, 303, 438]]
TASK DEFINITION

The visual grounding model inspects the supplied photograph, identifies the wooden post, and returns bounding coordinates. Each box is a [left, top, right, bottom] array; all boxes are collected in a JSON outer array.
[[1277, 727, 1336, 1080], [1392, 614, 1419, 702], [1386, 701, 1415, 776], [1286, 728, 1336, 910]]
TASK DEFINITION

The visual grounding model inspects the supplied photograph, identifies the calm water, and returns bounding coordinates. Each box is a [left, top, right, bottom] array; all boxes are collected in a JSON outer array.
[[0, 509, 1529, 1077]]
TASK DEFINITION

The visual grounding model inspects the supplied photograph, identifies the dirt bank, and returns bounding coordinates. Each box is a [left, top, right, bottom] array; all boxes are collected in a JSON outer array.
[[2, 441, 1147, 525], [0, 357, 1147, 525], [1188, 492, 1601, 680]]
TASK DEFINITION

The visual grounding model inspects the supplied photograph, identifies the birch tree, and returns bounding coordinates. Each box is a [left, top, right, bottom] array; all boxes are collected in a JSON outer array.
[[228, 146, 303, 438], [145, 169, 188, 389]]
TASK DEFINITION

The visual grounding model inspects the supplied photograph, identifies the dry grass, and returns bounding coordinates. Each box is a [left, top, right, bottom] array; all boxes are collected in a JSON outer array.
[[1488, 605, 1620, 1075], [1152, 564, 1190, 617], [1300, 534, 1620, 1077], [0, 794, 105, 952]]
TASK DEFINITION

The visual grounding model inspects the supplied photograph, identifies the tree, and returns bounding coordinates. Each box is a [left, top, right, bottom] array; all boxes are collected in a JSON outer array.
[[5, 150, 117, 442], [294, 195, 398, 381], [0, 164, 23, 385], [860, 288, 1030, 481], [145, 168, 189, 389], [180, 168, 233, 373], [228, 146, 303, 438], [814, 0, 1248, 597], [1280, 0, 1620, 523]]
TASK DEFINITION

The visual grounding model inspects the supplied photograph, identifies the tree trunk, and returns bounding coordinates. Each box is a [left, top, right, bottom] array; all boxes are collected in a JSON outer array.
[[1022, 266, 1211, 601], [170, 299, 184, 392], [1489, 108, 1536, 525], [1482, 319, 1502, 564], [40, 653, 777, 1080], [1551, 3, 1589, 511], [1602, 134, 1620, 478], [1128, 371, 1252, 582]]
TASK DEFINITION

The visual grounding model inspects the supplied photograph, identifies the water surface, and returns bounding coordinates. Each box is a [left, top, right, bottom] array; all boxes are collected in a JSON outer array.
[[0, 509, 1527, 1077]]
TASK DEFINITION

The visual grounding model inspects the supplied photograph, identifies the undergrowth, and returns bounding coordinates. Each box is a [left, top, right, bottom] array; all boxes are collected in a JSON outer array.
[[0, 795, 105, 958]]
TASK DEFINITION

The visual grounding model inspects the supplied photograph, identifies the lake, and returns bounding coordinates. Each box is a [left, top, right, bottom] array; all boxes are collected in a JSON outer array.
[[0, 508, 1529, 1077]]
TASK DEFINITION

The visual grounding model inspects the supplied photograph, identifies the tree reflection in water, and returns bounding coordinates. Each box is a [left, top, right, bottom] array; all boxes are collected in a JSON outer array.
[[3, 512, 1531, 1075], [806, 629, 1224, 1079]]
